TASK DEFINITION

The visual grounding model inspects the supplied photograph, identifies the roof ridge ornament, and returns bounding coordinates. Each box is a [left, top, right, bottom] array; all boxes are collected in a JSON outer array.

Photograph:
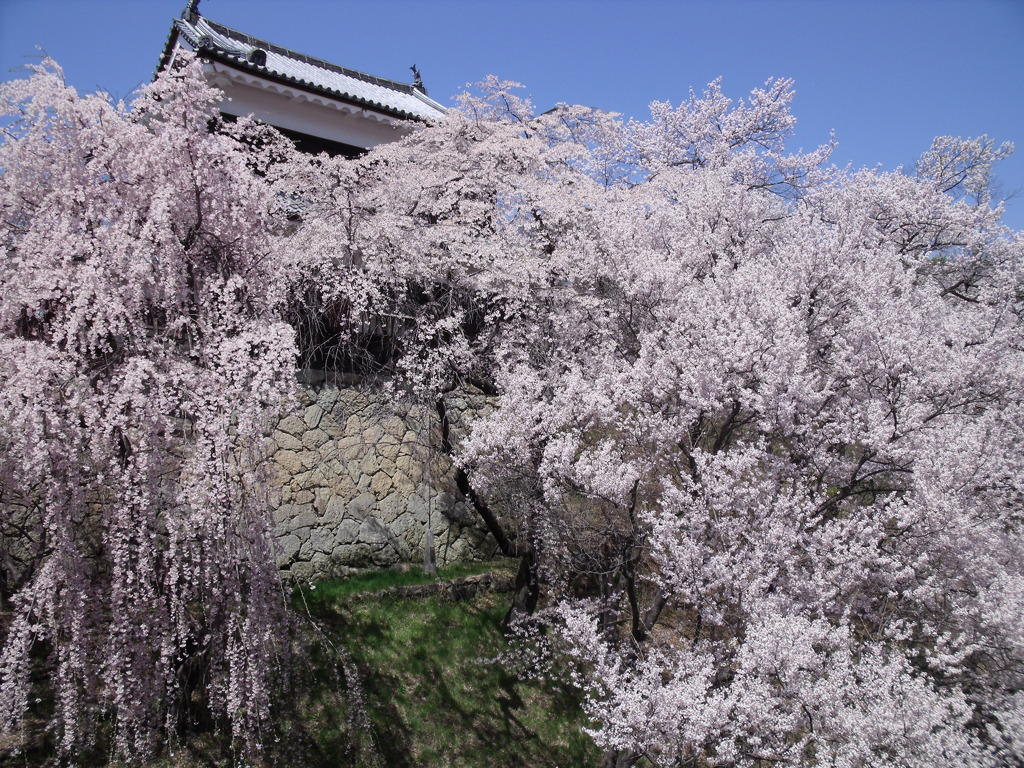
[[410, 64, 426, 95], [185, 0, 201, 23]]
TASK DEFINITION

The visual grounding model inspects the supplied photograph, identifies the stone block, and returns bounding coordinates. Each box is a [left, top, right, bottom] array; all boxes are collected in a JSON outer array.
[[324, 494, 347, 523], [362, 424, 385, 444], [407, 493, 427, 522], [338, 389, 369, 413], [273, 503, 307, 527], [321, 456, 343, 476], [327, 542, 373, 567], [349, 492, 376, 518], [276, 534, 301, 567], [376, 493, 404, 524], [304, 467, 328, 489], [266, 461, 292, 488], [273, 430, 303, 452], [392, 470, 416, 496], [370, 545, 402, 566], [267, 485, 283, 508], [379, 441, 402, 462], [337, 517, 361, 542], [278, 415, 307, 437], [322, 419, 346, 440], [358, 516, 390, 545], [302, 428, 330, 451], [395, 453, 422, 480], [316, 387, 339, 410], [370, 471, 394, 497], [336, 434, 361, 452], [303, 404, 324, 429], [292, 508, 319, 530], [360, 452, 380, 476], [445, 500, 478, 526], [305, 524, 338, 555], [313, 487, 332, 515], [290, 489, 314, 505], [391, 511, 417, 537], [290, 469, 313, 491], [274, 449, 303, 476], [288, 560, 317, 583], [318, 442, 339, 462], [382, 415, 405, 436], [330, 473, 357, 500]]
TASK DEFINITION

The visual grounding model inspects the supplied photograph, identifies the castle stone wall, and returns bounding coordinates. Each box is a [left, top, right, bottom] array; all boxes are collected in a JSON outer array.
[[265, 381, 496, 582]]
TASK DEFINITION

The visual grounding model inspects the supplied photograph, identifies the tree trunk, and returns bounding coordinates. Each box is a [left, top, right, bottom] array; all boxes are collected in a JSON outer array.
[[434, 396, 540, 631], [501, 550, 539, 633], [602, 747, 638, 768]]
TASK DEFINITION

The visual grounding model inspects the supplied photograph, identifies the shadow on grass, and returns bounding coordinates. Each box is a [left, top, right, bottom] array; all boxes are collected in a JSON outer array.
[[301, 591, 598, 768]]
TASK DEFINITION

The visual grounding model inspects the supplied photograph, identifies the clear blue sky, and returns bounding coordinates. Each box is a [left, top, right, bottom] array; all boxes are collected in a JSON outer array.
[[2, 0, 1023, 230]]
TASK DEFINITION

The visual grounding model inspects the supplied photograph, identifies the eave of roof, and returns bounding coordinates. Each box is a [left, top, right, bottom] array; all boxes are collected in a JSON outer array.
[[157, 13, 447, 124]]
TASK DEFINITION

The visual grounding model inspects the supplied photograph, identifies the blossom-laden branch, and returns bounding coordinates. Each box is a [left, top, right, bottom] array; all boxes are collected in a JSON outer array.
[[0, 55, 299, 762]]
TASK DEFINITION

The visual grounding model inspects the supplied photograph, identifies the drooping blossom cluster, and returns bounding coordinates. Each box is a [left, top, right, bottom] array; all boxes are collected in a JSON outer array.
[[0, 56, 297, 761]]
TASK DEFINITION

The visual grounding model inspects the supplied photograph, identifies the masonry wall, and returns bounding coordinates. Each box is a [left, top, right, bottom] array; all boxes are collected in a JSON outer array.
[[266, 379, 497, 583]]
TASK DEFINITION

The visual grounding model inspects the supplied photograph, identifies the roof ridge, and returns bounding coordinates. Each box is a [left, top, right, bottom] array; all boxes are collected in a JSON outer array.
[[199, 17, 418, 95], [408, 87, 448, 118]]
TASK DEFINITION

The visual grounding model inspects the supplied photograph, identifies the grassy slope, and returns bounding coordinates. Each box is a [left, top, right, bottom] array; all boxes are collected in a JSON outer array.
[[278, 563, 600, 768]]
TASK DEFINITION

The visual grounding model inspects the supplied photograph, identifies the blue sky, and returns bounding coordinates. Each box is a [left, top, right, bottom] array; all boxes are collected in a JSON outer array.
[[2, 0, 1023, 230]]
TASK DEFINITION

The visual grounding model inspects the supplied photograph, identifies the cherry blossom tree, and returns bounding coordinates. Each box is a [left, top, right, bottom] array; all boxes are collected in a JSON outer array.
[[275, 77, 572, 619], [0, 56, 297, 762], [288, 75, 1024, 766], [454, 86, 1024, 766]]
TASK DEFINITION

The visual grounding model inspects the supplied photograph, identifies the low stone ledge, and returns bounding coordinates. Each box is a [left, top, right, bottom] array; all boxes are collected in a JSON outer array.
[[373, 571, 516, 601]]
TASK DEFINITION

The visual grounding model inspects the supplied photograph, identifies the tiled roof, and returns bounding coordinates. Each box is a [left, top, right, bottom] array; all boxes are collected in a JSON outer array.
[[168, 14, 447, 123]]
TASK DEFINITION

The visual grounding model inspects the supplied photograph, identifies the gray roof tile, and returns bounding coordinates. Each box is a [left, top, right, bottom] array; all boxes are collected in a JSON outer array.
[[172, 15, 447, 123]]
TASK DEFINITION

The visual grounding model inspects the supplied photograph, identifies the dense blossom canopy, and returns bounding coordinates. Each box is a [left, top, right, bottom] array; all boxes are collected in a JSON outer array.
[[283, 77, 1024, 766], [1, 57, 1022, 768]]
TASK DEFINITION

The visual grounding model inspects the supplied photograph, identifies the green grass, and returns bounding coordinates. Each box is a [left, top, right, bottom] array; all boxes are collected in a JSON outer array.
[[282, 566, 600, 768], [294, 560, 515, 604]]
